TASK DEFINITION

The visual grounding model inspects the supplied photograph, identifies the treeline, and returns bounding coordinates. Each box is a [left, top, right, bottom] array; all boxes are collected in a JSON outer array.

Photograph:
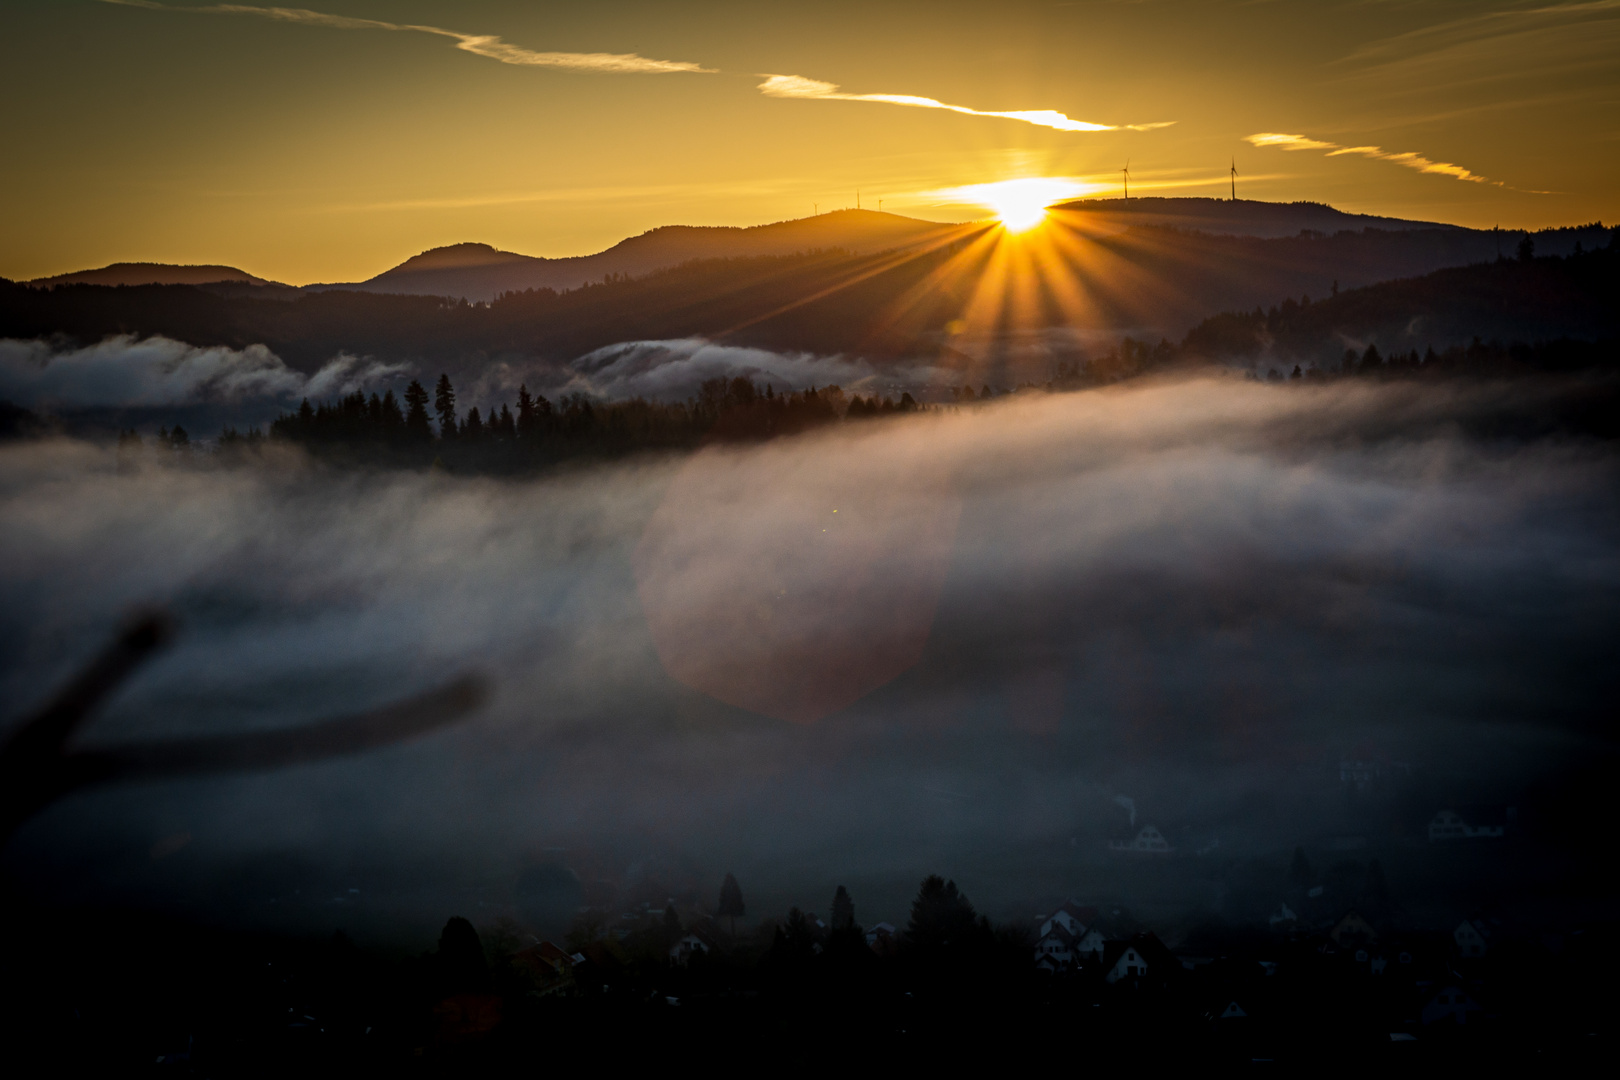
[[252, 373, 925, 469], [9, 224, 1614, 376], [1179, 239, 1620, 369], [8, 870, 1615, 1072]]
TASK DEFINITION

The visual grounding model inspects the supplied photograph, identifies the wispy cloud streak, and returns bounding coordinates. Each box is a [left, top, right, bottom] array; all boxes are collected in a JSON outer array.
[[758, 75, 1172, 134], [101, 1, 714, 74], [1245, 131, 1498, 185]]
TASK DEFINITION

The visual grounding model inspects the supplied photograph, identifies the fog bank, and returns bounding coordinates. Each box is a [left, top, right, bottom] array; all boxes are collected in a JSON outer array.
[[1, 375, 1615, 941]]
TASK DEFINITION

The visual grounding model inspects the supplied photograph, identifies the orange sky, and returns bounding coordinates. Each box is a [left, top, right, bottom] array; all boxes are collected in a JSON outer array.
[[2, 0, 1616, 283]]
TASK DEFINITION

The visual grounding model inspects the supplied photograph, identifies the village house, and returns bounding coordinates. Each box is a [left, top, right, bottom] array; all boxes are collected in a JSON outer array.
[[1330, 911, 1379, 948], [1102, 942, 1148, 984], [1428, 809, 1507, 841], [670, 929, 716, 966], [1074, 926, 1110, 960], [1454, 919, 1490, 958], [1108, 825, 1174, 854], [1422, 984, 1484, 1026]]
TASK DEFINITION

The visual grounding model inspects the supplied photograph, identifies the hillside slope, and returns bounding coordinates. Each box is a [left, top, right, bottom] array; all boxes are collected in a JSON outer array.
[[28, 262, 276, 288]]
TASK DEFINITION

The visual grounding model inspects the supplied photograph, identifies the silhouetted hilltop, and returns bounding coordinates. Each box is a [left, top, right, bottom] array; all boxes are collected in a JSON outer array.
[[27, 262, 278, 288], [5, 224, 1612, 387], [1181, 241, 1620, 367], [1049, 197, 1463, 238], [313, 210, 958, 301]]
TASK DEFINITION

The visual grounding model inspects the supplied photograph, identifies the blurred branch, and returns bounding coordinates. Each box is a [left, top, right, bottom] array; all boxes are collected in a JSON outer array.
[[0, 611, 488, 842]]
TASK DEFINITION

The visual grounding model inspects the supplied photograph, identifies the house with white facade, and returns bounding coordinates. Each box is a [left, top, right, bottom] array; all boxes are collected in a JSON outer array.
[[1103, 943, 1148, 984]]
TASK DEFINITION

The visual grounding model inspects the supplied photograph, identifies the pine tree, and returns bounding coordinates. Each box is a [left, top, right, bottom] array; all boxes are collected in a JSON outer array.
[[434, 373, 457, 437], [906, 875, 981, 950], [717, 873, 745, 936], [517, 385, 534, 438], [1290, 846, 1314, 888], [402, 380, 431, 439], [831, 885, 855, 931], [437, 916, 488, 993], [380, 388, 404, 429]]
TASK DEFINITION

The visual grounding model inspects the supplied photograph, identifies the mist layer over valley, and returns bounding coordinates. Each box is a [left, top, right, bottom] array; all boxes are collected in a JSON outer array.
[[3, 375, 1615, 943]]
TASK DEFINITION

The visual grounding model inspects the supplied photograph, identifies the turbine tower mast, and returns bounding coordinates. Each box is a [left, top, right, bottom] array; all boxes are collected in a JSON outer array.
[[1122, 160, 1130, 200], [1230, 158, 1238, 202]]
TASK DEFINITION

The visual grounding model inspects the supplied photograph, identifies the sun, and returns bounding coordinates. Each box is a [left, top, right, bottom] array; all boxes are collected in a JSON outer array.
[[928, 177, 1100, 234]]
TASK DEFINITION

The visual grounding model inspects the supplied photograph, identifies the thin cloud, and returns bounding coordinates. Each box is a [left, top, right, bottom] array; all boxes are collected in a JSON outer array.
[[758, 75, 1172, 134], [1244, 131, 1499, 185], [100, 1, 714, 74]]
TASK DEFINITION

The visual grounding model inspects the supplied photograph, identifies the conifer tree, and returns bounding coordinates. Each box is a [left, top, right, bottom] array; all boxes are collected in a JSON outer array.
[[1290, 846, 1314, 888], [717, 873, 745, 936], [831, 885, 855, 931], [434, 373, 457, 437], [402, 380, 431, 439]]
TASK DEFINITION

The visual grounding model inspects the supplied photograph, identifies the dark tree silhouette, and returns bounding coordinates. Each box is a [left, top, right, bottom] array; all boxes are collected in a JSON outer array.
[[662, 903, 682, 949], [906, 875, 984, 951], [831, 885, 855, 931], [1290, 846, 1314, 888], [434, 373, 457, 437], [437, 916, 489, 994], [403, 379, 431, 438], [717, 872, 745, 936]]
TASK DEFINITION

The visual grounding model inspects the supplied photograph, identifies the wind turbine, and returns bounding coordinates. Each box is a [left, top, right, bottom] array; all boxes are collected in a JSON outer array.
[[1122, 160, 1130, 200], [1230, 158, 1238, 202]]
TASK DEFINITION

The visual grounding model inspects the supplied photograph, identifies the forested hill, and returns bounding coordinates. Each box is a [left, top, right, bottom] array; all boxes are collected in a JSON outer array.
[[6, 223, 1614, 382], [1180, 239, 1620, 368], [311, 210, 958, 301]]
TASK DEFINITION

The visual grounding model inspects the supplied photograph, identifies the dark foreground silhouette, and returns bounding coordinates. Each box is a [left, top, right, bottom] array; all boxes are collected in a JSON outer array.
[[1, 871, 1612, 1073]]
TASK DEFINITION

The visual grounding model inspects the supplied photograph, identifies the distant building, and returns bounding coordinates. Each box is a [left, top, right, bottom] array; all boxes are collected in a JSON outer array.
[[1331, 912, 1379, 948], [670, 930, 715, 965], [865, 922, 898, 957], [1268, 903, 1298, 930], [1454, 920, 1491, 958], [1428, 809, 1507, 841], [1422, 985, 1484, 1026], [1074, 927, 1109, 960], [1109, 825, 1174, 854], [1103, 942, 1148, 984]]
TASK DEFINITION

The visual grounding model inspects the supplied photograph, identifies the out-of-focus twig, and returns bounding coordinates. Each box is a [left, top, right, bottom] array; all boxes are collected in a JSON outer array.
[[0, 611, 488, 842]]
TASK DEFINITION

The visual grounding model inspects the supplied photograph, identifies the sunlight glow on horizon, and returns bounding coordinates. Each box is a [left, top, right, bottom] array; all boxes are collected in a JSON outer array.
[[928, 178, 1104, 233]]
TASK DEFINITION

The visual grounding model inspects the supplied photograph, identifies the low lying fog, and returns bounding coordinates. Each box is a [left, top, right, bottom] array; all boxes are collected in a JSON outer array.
[[2, 376, 1615, 941]]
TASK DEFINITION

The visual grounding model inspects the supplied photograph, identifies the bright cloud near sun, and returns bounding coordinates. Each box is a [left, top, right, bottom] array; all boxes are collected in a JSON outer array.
[[759, 75, 1171, 135], [100, 0, 715, 74], [926, 178, 1104, 231], [1245, 131, 1498, 185]]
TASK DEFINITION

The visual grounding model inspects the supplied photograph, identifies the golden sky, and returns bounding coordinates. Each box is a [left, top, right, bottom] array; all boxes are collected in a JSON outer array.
[[2, 0, 1616, 284]]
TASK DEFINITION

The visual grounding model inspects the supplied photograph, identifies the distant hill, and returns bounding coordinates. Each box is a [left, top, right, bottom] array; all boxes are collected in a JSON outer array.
[[28, 262, 277, 288], [308, 210, 959, 302], [6, 210, 1611, 392], [1047, 197, 1464, 238], [1180, 242, 1620, 368]]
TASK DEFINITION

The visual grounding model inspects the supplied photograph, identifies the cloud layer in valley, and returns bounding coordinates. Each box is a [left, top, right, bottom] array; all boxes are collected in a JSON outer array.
[[562, 339, 949, 403], [2, 376, 1615, 939], [0, 335, 404, 411]]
